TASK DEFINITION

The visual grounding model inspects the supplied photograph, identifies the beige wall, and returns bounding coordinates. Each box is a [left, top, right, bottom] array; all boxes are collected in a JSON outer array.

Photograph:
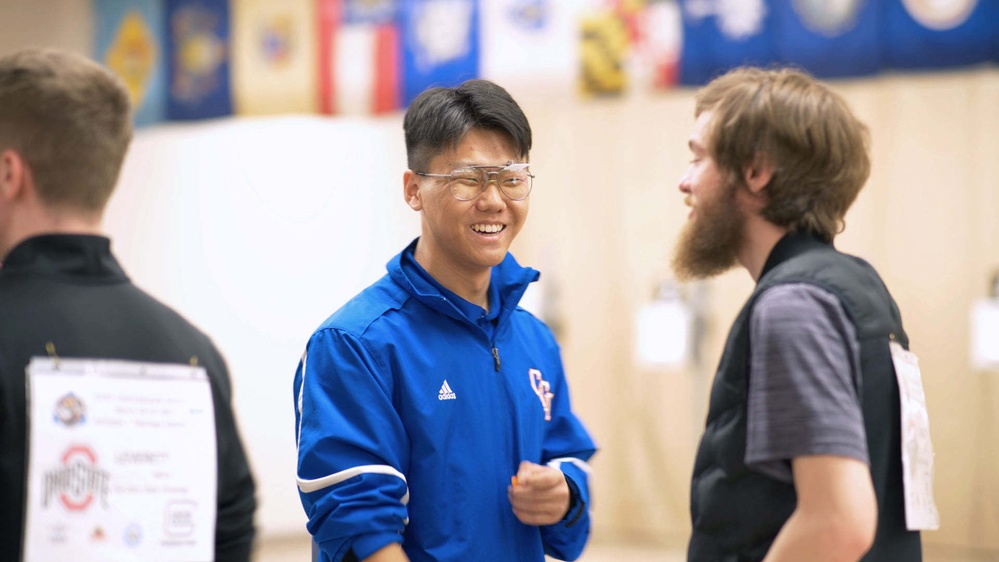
[[0, 0, 92, 57], [3, 1, 998, 554]]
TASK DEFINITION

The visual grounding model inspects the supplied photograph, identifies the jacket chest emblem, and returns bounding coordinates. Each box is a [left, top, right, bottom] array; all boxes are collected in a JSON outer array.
[[529, 368, 554, 421]]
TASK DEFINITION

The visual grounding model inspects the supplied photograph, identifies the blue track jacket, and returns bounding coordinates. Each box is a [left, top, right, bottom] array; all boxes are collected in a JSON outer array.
[[294, 240, 596, 562]]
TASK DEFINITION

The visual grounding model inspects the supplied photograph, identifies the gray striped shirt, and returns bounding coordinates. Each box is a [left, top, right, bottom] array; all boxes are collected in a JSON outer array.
[[745, 283, 869, 483]]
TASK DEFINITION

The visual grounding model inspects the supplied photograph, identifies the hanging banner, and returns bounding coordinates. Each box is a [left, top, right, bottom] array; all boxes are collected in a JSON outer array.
[[579, 8, 629, 97], [678, 0, 776, 86], [400, 0, 480, 108], [629, 0, 682, 91], [231, 0, 318, 115], [995, 5, 999, 63], [774, 0, 881, 78], [165, 0, 233, 120], [481, 0, 601, 99], [94, 0, 167, 127], [994, 5, 999, 63], [318, 0, 401, 115], [884, 0, 994, 69]]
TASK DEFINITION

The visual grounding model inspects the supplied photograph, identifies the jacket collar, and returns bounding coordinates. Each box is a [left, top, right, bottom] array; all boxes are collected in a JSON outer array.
[[387, 238, 539, 327], [758, 230, 831, 282], [0, 234, 127, 282]]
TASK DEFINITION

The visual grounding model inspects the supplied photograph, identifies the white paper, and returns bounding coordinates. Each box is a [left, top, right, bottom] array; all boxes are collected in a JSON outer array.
[[889, 342, 940, 531], [970, 299, 999, 370], [23, 358, 217, 562], [634, 299, 690, 368]]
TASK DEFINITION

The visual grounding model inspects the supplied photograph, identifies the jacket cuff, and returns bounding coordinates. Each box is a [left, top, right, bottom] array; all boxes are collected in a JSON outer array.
[[560, 474, 585, 527]]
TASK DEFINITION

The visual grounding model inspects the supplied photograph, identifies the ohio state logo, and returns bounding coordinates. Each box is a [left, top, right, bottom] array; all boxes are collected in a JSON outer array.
[[43, 445, 110, 511]]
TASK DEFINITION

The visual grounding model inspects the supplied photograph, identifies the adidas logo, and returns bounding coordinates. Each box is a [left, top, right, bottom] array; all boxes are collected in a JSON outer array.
[[438, 380, 456, 401]]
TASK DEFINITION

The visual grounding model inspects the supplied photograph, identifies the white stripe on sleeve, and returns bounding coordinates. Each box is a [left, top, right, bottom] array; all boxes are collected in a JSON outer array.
[[297, 464, 410, 506], [546, 457, 592, 475]]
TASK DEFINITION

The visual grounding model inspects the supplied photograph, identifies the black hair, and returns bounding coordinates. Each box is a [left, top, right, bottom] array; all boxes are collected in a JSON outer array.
[[403, 79, 531, 171]]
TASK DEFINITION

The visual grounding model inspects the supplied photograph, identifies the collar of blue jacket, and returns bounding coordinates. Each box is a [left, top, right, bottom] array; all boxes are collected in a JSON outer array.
[[387, 237, 540, 331]]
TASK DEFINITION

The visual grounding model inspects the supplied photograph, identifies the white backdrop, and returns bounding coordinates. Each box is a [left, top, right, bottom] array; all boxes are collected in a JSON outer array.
[[103, 114, 420, 535]]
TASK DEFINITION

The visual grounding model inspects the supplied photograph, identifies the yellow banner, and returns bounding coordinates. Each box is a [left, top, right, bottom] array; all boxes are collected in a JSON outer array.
[[231, 0, 318, 115]]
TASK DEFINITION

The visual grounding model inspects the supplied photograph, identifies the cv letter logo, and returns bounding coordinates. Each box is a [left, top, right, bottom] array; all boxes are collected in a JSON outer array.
[[529, 369, 554, 421]]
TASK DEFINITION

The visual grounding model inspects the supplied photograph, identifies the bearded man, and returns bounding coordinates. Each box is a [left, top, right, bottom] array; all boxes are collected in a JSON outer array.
[[674, 67, 935, 562]]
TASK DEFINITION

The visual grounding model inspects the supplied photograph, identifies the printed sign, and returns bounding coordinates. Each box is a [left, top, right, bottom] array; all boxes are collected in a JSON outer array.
[[23, 358, 217, 561], [889, 341, 940, 531]]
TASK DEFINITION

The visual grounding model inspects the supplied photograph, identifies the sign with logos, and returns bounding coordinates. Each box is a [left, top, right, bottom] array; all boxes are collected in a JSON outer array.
[[23, 358, 217, 561]]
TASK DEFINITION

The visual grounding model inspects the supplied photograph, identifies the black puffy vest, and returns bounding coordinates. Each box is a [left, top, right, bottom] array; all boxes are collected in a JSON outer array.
[[687, 233, 922, 561]]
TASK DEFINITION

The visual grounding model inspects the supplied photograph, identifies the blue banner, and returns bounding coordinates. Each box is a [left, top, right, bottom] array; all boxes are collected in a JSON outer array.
[[400, 0, 480, 107], [94, 0, 166, 126], [774, 0, 881, 78], [679, 0, 777, 86], [883, 0, 994, 70], [165, 0, 232, 120], [992, 1, 999, 63]]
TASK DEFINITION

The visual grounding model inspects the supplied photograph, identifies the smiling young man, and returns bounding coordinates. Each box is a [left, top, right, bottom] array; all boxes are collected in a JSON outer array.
[[293, 79, 596, 562], [675, 67, 932, 561]]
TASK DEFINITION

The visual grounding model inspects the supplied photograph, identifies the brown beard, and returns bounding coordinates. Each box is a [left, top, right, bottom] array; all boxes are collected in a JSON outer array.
[[671, 179, 745, 281]]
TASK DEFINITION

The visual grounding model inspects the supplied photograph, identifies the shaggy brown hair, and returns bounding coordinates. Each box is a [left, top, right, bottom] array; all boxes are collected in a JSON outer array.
[[695, 66, 870, 242]]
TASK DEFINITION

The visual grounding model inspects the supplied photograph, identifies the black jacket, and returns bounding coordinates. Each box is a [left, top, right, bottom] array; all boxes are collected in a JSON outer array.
[[688, 232, 921, 561], [0, 235, 256, 561]]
